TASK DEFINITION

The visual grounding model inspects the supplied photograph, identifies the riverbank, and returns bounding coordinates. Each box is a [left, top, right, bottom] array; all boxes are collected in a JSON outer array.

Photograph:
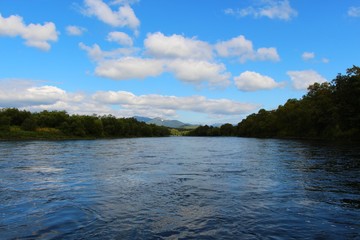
[[0, 127, 95, 141], [0, 126, 173, 141]]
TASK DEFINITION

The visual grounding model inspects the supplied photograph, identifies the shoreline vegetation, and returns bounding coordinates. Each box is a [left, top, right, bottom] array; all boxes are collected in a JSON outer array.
[[0, 111, 171, 140], [188, 66, 360, 141], [1, 66, 359, 141]]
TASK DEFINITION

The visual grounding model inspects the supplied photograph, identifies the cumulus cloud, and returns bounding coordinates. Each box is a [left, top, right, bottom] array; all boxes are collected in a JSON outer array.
[[348, 7, 360, 17], [0, 79, 258, 121], [83, 0, 140, 30], [215, 35, 253, 58], [79, 42, 137, 61], [107, 31, 133, 46], [95, 57, 165, 80], [302, 52, 330, 63], [66, 25, 87, 36], [225, 0, 297, 21], [0, 14, 58, 51], [79, 42, 167, 81], [80, 32, 278, 87], [215, 35, 280, 62], [0, 79, 66, 107], [166, 60, 231, 87], [0, 79, 114, 116], [26, 99, 113, 117], [234, 71, 283, 91], [255, 47, 280, 61], [287, 70, 327, 90], [302, 52, 315, 61], [144, 32, 213, 60], [93, 91, 258, 115]]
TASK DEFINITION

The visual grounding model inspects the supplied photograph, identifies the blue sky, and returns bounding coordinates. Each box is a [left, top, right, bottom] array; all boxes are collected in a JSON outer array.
[[0, 0, 359, 124]]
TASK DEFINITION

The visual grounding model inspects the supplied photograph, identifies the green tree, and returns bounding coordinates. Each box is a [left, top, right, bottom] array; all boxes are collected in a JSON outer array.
[[236, 66, 360, 140], [36, 110, 69, 128], [21, 117, 38, 131], [82, 115, 104, 137], [332, 66, 360, 136], [0, 115, 11, 131], [1, 108, 31, 126], [220, 123, 235, 136], [69, 117, 86, 137]]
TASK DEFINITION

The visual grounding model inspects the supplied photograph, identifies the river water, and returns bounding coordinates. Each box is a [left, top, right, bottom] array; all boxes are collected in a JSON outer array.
[[0, 137, 359, 239]]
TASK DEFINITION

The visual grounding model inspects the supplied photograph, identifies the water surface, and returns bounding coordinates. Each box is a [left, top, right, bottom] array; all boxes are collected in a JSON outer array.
[[0, 137, 359, 239]]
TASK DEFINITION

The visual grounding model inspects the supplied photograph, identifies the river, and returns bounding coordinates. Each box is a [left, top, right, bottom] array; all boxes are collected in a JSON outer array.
[[0, 137, 359, 239]]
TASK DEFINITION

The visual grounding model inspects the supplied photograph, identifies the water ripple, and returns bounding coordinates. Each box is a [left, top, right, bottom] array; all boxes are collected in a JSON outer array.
[[0, 138, 359, 239]]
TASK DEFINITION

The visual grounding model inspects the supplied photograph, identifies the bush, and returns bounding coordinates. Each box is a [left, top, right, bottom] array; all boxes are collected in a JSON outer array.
[[0, 115, 11, 131], [21, 117, 38, 131]]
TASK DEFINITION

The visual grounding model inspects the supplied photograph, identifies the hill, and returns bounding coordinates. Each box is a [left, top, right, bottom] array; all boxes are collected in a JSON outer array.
[[134, 116, 195, 129]]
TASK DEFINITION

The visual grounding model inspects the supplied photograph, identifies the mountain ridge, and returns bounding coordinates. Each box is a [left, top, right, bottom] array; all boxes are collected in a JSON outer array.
[[134, 116, 196, 128]]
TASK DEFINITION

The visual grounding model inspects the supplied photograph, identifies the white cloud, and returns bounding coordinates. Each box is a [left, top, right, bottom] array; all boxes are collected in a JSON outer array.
[[166, 59, 231, 87], [302, 52, 330, 64], [322, 58, 330, 64], [225, 0, 297, 21], [80, 44, 222, 86], [115, 107, 178, 119], [234, 71, 283, 91], [144, 32, 213, 60], [83, 0, 140, 30], [0, 79, 66, 107], [81, 33, 278, 87], [93, 91, 257, 115], [0, 79, 258, 122], [302, 52, 315, 61], [255, 47, 280, 61], [348, 7, 360, 17], [107, 31, 133, 46], [95, 57, 165, 80], [287, 70, 327, 90], [0, 79, 113, 116], [0, 14, 58, 51], [66, 25, 87, 36], [27, 99, 113, 117], [111, 0, 139, 4], [79, 42, 137, 61], [81, 32, 232, 87], [215, 35, 253, 58], [215, 35, 280, 62]]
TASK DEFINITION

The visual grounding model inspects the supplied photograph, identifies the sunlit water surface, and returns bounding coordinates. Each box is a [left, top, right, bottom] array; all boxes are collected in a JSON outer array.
[[0, 137, 359, 239]]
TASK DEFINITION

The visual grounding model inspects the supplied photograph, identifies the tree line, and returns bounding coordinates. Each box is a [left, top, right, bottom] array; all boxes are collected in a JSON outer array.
[[188, 66, 360, 141], [0, 109, 170, 138]]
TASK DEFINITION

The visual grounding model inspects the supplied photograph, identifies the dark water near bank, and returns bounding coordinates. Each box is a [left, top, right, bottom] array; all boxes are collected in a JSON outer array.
[[0, 137, 359, 239]]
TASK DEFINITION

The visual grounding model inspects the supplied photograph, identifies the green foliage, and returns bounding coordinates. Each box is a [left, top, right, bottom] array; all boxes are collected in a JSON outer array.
[[189, 66, 360, 141], [0, 108, 170, 140], [333, 66, 360, 133], [35, 110, 69, 128], [235, 65, 360, 140], [1, 108, 31, 126], [21, 117, 38, 131], [187, 125, 233, 137], [170, 128, 190, 136], [0, 115, 11, 131], [220, 123, 236, 136]]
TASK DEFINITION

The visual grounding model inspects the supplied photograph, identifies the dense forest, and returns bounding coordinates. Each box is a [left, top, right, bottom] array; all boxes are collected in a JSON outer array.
[[189, 66, 360, 141], [0, 109, 170, 140]]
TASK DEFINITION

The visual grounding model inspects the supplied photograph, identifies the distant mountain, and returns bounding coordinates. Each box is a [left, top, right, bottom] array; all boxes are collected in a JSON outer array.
[[134, 116, 153, 123], [148, 117, 186, 128], [134, 116, 194, 128], [211, 123, 233, 127]]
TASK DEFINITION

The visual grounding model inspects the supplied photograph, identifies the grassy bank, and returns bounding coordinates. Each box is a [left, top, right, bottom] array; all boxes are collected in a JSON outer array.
[[0, 127, 95, 141]]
